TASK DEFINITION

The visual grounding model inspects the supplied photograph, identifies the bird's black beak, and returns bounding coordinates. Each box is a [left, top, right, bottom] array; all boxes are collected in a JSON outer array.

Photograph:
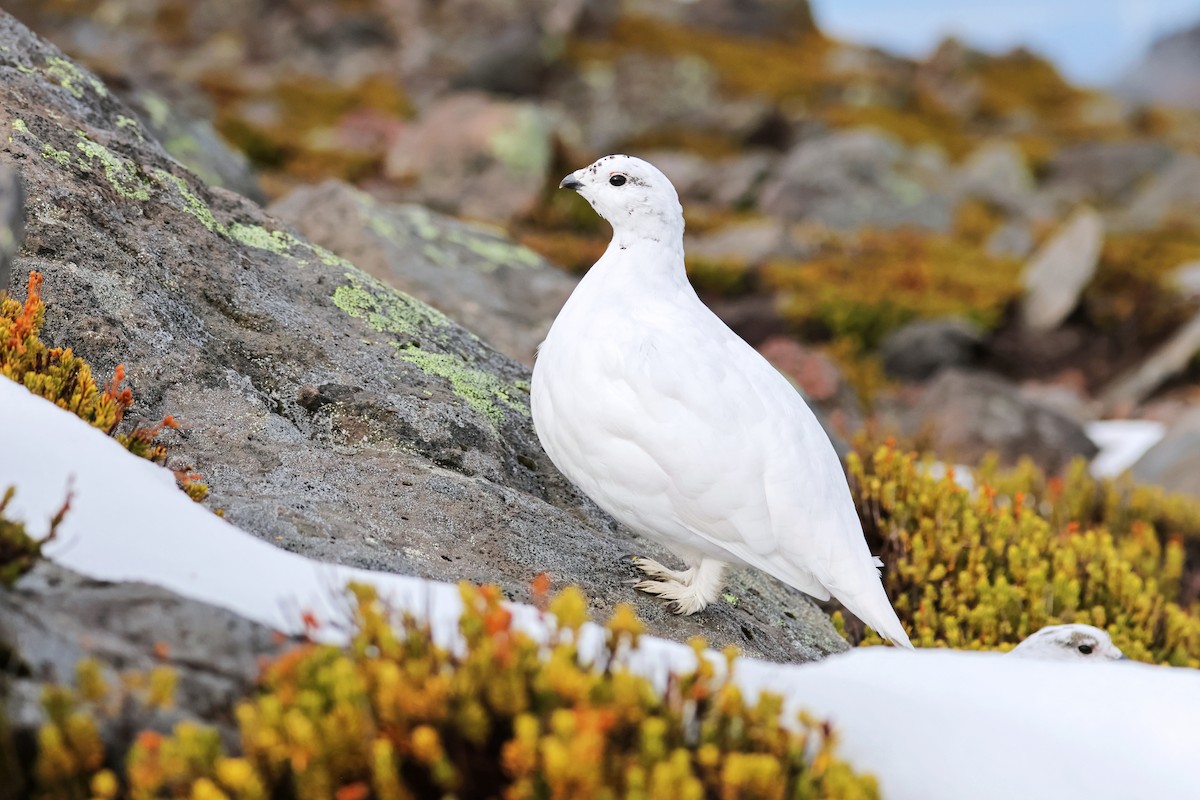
[[560, 174, 583, 191]]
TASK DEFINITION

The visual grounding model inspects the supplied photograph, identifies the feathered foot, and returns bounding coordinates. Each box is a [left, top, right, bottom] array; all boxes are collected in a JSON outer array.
[[630, 557, 726, 615]]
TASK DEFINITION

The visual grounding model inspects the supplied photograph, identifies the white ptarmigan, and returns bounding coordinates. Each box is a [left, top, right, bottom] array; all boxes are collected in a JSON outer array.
[[1007, 624, 1128, 661], [531, 155, 912, 648]]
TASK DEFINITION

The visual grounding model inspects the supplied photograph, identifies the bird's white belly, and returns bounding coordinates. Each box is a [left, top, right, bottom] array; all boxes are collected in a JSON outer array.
[[532, 329, 740, 564]]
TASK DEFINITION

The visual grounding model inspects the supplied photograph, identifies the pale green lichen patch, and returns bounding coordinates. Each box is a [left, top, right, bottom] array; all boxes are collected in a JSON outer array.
[[399, 207, 543, 272], [332, 269, 454, 339], [116, 115, 144, 141], [152, 168, 220, 232], [10, 120, 29, 135], [394, 347, 529, 425], [46, 56, 107, 99], [41, 144, 71, 166], [230, 223, 351, 269], [149, 167, 353, 268], [74, 132, 151, 200], [331, 270, 528, 425], [139, 92, 171, 128]]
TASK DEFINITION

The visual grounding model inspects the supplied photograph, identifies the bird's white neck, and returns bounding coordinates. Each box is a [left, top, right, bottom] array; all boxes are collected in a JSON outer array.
[[594, 228, 691, 297]]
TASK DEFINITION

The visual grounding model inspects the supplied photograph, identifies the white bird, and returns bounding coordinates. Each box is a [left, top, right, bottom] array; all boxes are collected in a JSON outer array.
[[1007, 624, 1128, 661], [531, 154, 912, 648]]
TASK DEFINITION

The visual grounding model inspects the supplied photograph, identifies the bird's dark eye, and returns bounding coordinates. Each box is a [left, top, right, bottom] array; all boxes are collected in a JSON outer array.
[[1078, 644, 1093, 654], [609, 174, 627, 186]]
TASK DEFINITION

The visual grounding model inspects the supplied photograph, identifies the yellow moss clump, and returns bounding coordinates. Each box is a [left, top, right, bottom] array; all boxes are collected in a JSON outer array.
[[26, 583, 879, 799], [569, 16, 833, 105], [0, 272, 208, 502], [848, 443, 1200, 666], [764, 229, 1023, 350]]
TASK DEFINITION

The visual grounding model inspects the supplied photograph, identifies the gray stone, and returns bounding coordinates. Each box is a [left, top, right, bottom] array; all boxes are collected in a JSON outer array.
[[0, 164, 21, 293], [1100, 311, 1200, 413], [0, 14, 846, 664], [126, 88, 264, 204], [383, 92, 556, 225], [955, 140, 1033, 209], [686, 218, 787, 266], [1117, 22, 1200, 109], [1131, 407, 1200, 496], [1020, 207, 1104, 331], [879, 317, 984, 382], [903, 370, 1097, 473], [758, 129, 955, 232], [270, 181, 575, 366], [1, 562, 285, 748], [1043, 141, 1174, 207], [986, 219, 1035, 259], [1120, 153, 1200, 230]]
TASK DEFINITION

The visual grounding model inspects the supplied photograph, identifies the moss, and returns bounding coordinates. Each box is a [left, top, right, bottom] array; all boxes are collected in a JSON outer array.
[[763, 228, 1022, 350], [208, 71, 410, 187], [24, 583, 878, 798], [569, 15, 833, 104], [849, 442, 1200, 666]]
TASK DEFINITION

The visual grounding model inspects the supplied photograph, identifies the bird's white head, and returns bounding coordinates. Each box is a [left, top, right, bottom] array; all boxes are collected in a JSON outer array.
[[1007, 624, 1128, 661], [560, 154, 684, 246]]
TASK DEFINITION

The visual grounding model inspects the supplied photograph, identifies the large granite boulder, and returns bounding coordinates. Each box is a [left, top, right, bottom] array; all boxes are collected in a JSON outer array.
[[270, 180, 575, 366], [0, 12, 845, 664]]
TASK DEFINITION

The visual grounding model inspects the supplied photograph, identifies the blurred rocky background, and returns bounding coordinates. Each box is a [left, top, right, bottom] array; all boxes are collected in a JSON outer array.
[[7, 0, 1200, 490]]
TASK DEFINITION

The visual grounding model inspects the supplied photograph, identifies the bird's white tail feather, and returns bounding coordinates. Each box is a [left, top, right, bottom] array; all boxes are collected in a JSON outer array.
[[839, 587, 913, 649]]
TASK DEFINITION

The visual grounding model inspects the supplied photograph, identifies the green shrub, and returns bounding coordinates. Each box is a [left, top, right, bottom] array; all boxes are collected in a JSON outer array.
[[848, 443, 1200, 666], [27, 583, 878, 800]]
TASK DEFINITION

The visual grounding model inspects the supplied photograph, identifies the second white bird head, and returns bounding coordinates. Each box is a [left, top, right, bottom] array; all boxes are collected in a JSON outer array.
[[560, 154, 685, 244], [1007, 624, 1128, 661]]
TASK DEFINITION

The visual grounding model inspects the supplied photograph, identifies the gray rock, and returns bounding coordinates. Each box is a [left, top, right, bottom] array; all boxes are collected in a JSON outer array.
[[1, 562, 285, 749], [1120, 153, 1200, 230], [955, 140, 1033, 209], [758, 129, 955, 231], [383, 92, 556, 225], [686, 218, 787, 266], [1020, 207, 1104, 331], [879, 317, 984, 382], [270, 181, 575, 366], [0, 164, 21, 293], [1131, 407, 1200, 496], [0, 14, 845, 663], [903, 370, 1098, 473], [1100, 311, 1200, 413], [1117, 22, 1200, 109], [985, 219, 1035, 259], [546, 54, 774, 155], [1043, 141, 1174, 207], [126, 88, 264, 204]]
